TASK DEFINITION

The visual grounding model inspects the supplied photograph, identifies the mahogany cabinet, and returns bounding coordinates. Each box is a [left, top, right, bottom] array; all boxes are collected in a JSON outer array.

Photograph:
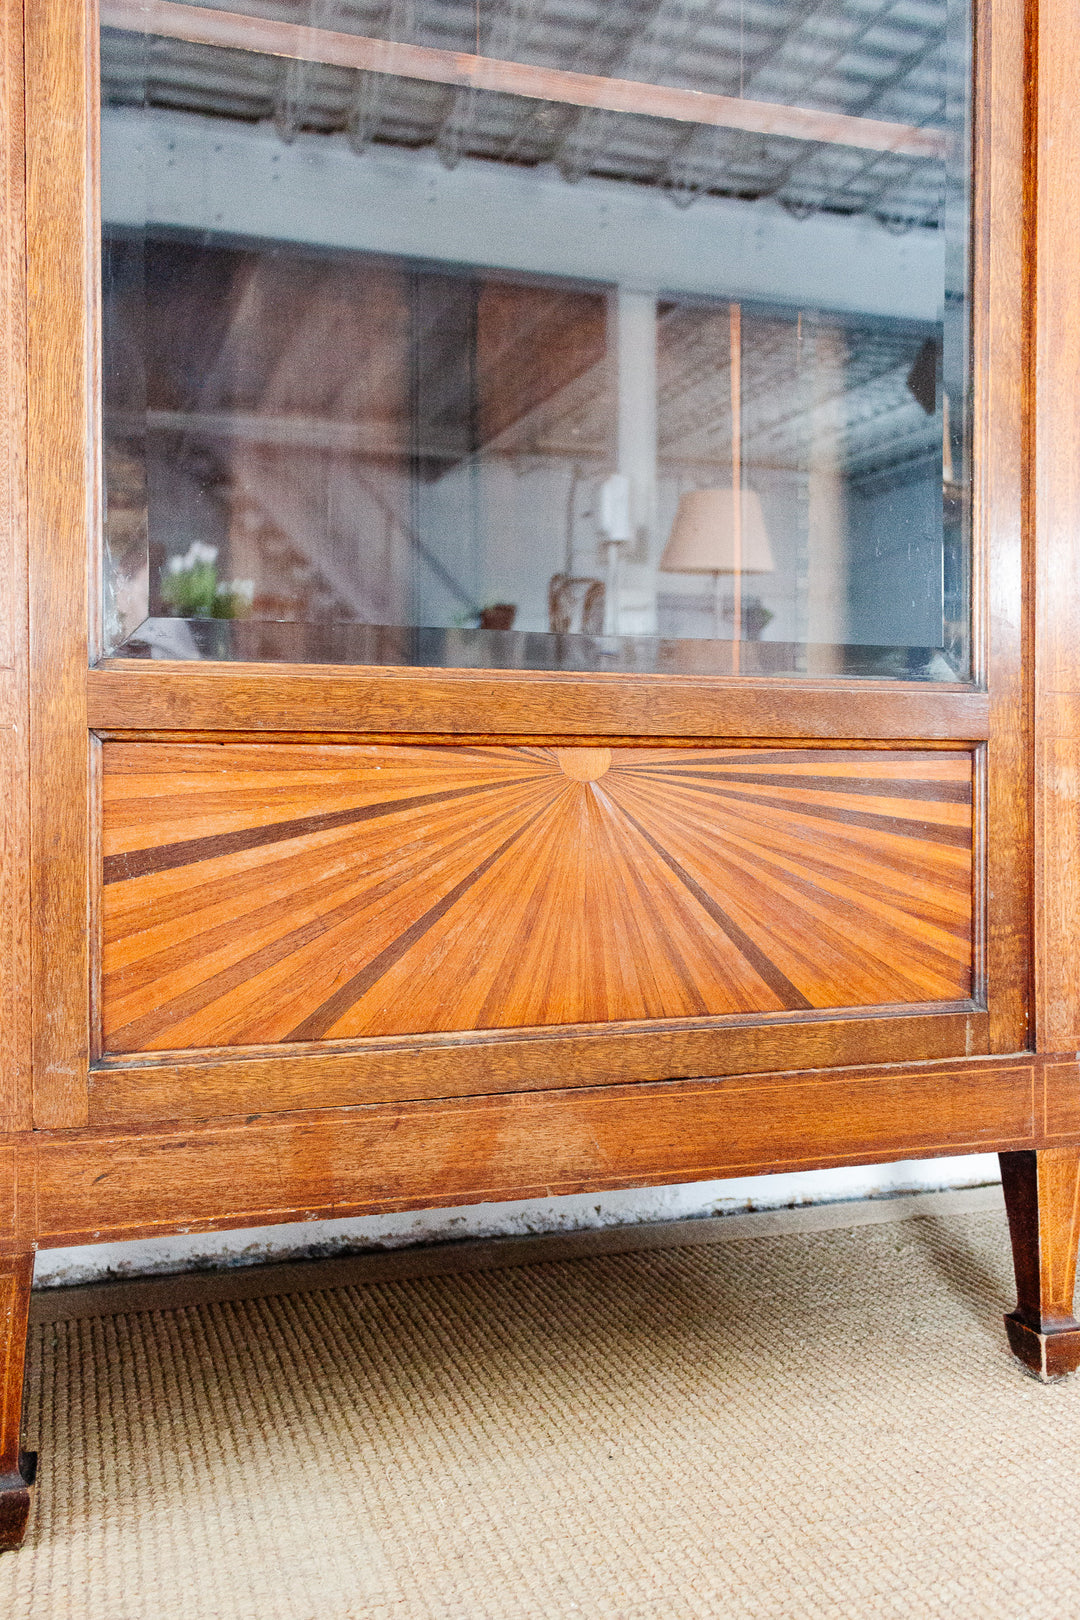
[[2, 0, 1080, 1550]]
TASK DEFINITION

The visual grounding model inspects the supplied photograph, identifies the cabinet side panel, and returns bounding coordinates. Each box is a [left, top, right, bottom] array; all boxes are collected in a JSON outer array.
[[100, 741, 975, 1054], [0, 0, 27, 1133], [1034, 0, 1080, 1051]]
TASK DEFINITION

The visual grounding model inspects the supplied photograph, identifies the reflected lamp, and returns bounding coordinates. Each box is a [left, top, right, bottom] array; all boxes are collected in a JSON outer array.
[[660, 488, 774, 638]]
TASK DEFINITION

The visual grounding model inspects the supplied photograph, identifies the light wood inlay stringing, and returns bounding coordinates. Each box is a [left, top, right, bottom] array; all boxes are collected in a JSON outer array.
[[100, 743, 974, 1053]]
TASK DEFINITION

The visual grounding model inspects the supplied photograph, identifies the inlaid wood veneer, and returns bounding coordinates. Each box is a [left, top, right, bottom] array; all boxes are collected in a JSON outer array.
[[100, 743, 974, 1053]]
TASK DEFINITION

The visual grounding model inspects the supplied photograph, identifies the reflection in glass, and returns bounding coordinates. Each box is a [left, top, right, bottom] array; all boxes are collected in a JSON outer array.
[[100, 0, 971, 679]]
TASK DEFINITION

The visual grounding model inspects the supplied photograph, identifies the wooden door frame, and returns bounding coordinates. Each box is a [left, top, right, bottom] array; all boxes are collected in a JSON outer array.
[[12, 0, 1041, 1149], [25, 0, 95, 1130]]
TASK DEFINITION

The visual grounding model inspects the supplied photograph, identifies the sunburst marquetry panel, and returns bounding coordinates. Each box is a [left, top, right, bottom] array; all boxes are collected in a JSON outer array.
[[100, 743, 974, 1053]]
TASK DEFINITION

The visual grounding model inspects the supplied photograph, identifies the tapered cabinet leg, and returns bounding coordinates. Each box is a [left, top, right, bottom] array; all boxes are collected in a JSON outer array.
[[0, 1251, 35, 1551], [1000, 1148, 1080, 1380]]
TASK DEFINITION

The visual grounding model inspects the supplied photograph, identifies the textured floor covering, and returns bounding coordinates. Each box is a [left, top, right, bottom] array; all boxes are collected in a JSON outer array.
[[3, 1203, 1080, 1618]]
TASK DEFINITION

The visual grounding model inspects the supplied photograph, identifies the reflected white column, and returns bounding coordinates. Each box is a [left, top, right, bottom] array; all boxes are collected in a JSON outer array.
[[806, 325, 849, 655], [604, 288, 658, 636], [614, 288, 658, 552]]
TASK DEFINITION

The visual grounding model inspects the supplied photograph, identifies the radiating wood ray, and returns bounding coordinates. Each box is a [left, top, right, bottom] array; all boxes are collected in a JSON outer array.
[[604, 772, 971, 1002], [613, 769, 971, 886], [104, 772, 557, 967], [106, 771, 565, 1048], [693, 820, 971, 961], [101, 744, 975, 1052], [607, 770, 972, 923], [621, 803, 969, 991], [643, 777, 974, 830], [629, 768, 972, 803], [629, 788, 972, 933]]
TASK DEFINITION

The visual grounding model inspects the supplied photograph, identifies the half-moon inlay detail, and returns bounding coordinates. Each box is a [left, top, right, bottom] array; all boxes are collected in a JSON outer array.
[[555, 747, 612, 782], [100, 742, 974, 1053]]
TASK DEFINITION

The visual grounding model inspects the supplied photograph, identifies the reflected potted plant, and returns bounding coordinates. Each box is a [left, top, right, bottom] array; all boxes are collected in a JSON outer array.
[[160, 542, 255, 619]]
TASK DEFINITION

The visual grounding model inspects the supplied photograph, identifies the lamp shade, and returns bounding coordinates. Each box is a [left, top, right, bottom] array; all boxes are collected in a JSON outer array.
[[660, 488, 775, 574]]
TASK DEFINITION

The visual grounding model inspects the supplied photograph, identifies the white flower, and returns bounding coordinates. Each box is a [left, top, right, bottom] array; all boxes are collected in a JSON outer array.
[[216, 578, 255, 602]]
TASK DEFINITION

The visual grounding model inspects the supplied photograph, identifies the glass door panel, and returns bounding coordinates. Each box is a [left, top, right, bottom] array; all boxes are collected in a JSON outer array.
[[99, 0, 971, 679]]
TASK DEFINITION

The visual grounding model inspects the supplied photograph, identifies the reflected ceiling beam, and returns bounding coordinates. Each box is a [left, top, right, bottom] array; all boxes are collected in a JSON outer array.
[[101, 106, 945, 321], [99, 0, 948, 160]]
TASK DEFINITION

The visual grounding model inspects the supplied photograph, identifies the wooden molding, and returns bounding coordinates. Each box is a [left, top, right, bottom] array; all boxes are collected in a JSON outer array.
[[87, 665, 992, 741], [89, 1007, 989, 1126], [1031, 0, 1080, 1052]]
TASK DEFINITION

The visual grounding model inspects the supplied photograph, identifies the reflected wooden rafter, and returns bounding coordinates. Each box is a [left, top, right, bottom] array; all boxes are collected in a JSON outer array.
[[99, 0, 949, 161]]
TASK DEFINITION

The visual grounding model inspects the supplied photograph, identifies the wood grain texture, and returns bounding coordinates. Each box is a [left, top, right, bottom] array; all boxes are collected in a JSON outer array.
[[35, 1060, 1038, 1246], [0, 1256, 30, 1463], [89, 1008, 989, 1126], [21, 1054, 1080, 1254], [0, 1129, 33, 1262], [1043, 1060, 1080, 1140], [87, 665, 991, 742], [0, 0, 28, 1136], [100, 743, 974, 1054], [0, 0, 23, 682], [1036, 733, 1080, 1047], [1001, 1147, 1080, 1378], [978, 0, 1032, 1053], [0, 1251, 34, 1551], [1031, 0, 1080, 1052], [1031, 0, 1080, 704], [25, 0, 93, 1126], [0, 1144, 14, 1243], [0, 729, 27, 1136]]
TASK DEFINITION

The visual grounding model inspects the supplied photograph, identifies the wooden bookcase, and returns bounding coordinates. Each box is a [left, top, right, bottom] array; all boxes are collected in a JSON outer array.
[[2, 0, 1078, 1550]]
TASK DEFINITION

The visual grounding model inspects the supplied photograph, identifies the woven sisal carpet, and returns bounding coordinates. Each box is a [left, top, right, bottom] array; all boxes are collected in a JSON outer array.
[[3, 1193, 1080, 1618]]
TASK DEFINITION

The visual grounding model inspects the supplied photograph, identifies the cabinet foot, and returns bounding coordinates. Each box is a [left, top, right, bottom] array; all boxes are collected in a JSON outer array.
[[1000, 1148, 1080, 1381], [0, 1454, 36, 1552], [1003, 1313, 1080, 1380], [0, 1252, 34, 1551]]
